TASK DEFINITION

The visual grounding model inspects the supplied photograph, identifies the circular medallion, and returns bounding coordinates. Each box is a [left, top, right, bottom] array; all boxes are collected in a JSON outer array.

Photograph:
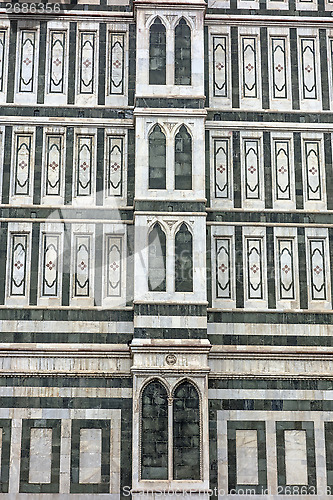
[[165, 354, 177, 365]]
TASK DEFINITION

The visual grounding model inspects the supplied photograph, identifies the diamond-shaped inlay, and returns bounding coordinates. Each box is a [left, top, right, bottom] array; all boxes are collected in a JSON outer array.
[[216, 62, 224, 71], [83, 59, 91, 68], [248, 165, 256, 174], [246, 63, 254, 72], [309, 167, 317, 175], [80, 162, 89, 171], [78, 261, 87, 271], [110, 262, 119, 271], [53, 58, 62, 67], [49, 161, 58, 171], [23, 58, 31, 66], [14, 261, 23, 269], [217, 164, 226, 174], [219, 264, 228, 273], [278, 166, 287, 174], [113, 59, 121, 68], [282, 264, 290, 274], [313, 265, 322, 275], [110, 163, 120, 172], [305, 65, 313, 73], [250, 264, 259, 274], [46, 261, 55, 270], [19, 161, 27, 169], [275, 64, 284, 73]]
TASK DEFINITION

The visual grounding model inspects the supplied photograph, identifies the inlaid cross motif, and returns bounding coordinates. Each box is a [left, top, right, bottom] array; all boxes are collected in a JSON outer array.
[[49, 161, 58, 171], [278, 166, 287, 174], [282, 264, 290, 274], [80, 162, 89, 171], [217, 164, 226, 174], [248, 165, 256, 174], [275, 64, 283, 72], [78, 261, 87, 270], [53, 58, 62, 67], [113, 60, 121, 68], [305, 65, 313, 73], [246, 63, 254, 72], [110, 262, 119, 271], [19, 161, 27, 169], [313, 265, 322, 275], [83, 59, 91, 68], [23, 58, 31, 66], [111, 163, 120, 172], [46, 261, 55, 270], [219, 264, 227, 273], [14, 261, 23, 269], [250, 264, 259, 274], [216, 62, 224, 71], [309, 167, 317, 175]]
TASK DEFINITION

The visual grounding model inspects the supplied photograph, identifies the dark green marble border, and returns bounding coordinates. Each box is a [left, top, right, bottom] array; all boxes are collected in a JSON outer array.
[[208, 311, 333, 324], [0, 376, 132, 387], [208, 378, 333, 389], [325, 422, 333, 491], [276, 421, 316, 493], [70, 419, 110, 494], [0, 308, 133, 321], [134, 327, 207, 339], [135, 98, 205, 109], [0, 419, 11, 493], [209, 399, 331, 411], [6, 21, 17, 104], [227, 420, 267, 494], [134, 201, 205, 212], [209, 333, 333, 347], [134, 303, 206, 316], [20, 419, 61, 493]]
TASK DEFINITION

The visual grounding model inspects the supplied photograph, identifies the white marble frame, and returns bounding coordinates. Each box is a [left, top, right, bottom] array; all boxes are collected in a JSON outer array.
[[70, 223, 96, 307], [0, 22, 10, 105], [72, 127, 97, 207], [105, 23, 129, 107], [271, 131, 295, 210], [37, 222, 64, 307], [240, 130, 265, 210], [208, 26, 232, 110], [75, 22, 99, 107], [305, 227, 332, 311], [9, 126, 36, 206], [104, 127, 127, 206], [242, 226, 268, 309], [5, 222, 32, 307], [102, 222, 127, 308], [14, 21, 40, 105], [267, 28, 292, 111], [301, 132, 327, 211], [274, 226, 300, 311], [297, 29, 322, 112], [211, 225, 236, 310], [44, 22, 69, 106], [238, 27, 262, 110], [40, 126, 66, 206], [209, 129, 234, 209]]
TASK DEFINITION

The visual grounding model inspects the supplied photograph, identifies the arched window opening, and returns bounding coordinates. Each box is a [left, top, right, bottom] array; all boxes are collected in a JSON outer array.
[[174, 19, 191, 85], [149, 18, 166, 85], [149, 124, 166, 190], [148, 223, 166, 292], [173, 381, 200, 480], [141, 380, 168, 480], [175, 125, 192, 191], [175, 223, 193, 292]]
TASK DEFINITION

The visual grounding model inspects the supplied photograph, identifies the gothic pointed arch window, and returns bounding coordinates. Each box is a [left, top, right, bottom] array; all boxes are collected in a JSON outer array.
[[173, 381, 200, 480], [174, 19, 191, 85], [148, 223, 166, 292], [175, 125, 192, 191], [149, 18, 166, 85], [175, 223, 193, 292], [141, 380, 168, 480], [149, 124, 166, 189]]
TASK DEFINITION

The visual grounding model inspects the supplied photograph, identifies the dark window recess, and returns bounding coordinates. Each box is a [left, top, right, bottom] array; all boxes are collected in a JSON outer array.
[[149, 18, 166, 85], [175, 125, 192, 190], [141, 380, 168, 480], [173, 381, 200, 480], [148, 223, 166, 292], [149, 124, 166, 189], [175, 19, 191, 85], [175, 223, 193, 292]]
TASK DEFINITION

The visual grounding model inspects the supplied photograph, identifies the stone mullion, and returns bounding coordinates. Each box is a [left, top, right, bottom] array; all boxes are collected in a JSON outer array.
[[37, 21, 47, 105], [98, 23, 106, 106], [6, 21, 17, 104], [168, 397, 173, 481]]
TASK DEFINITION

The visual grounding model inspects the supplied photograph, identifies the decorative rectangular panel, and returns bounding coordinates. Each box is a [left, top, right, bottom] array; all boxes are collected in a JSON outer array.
[[284, 430, 308, 486], [14, 135, 32, 196], [109, 33, 124, 95], [19, 31, 36, 93], [278, 239, 295, 300], [74, 235, 90, 297], [49, 31, 66, 94], [246, 238, 263, 300], [236, 430, 259, 485], [0, 31, 6, 93], [79, 32, 95, 94], [45, 135, 62, 196], [271, 38, 287, 99], [242, 37, 257, 98], [10, 234, 28, 296], [214, 139, 230, 199], [300, 38, 317, 100], [304, 141, 321, 201], [29, 428, 53, 484], [106, 236, 122, 297], [274, 140, 291, 201], [213, 36, 227, 97], [107, 136, 123, 197], [244, 139, 260, 199], [309, 239, 326, 300], [76, 136, 93, 197], [216, 238, 232, 299], [79, 428, 102, 484], [41, 234, 60, 297]]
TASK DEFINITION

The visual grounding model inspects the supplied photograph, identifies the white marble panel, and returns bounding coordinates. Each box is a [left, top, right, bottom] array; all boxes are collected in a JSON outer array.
[[79, 428, 102, 484], [29, 428, 52, 484], [236, 429, 259, 485], [285, 430, 308, 485]]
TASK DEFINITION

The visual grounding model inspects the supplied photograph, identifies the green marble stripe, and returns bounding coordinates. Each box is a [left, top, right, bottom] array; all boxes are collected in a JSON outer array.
[[329, 228, 333, 307], [0, 223, 8, 305], [320, 29, 330, 110], [207, 210, 333, 224], [135, 97, 205, 108], [61, 222, 71, 307], [207, 224, 212, 308], [6, 21, 17, 104], [0, 309, 134, 321], [208, 333, 333, 346], [33, 126, 43, 206], [231, 27, 239, 109], [126, 224, 134, 307], [206, 110, 333, 123], [290, 28, 300, 110], [0, 207, 133, 221], [208, 311, 333, 324], [0, 376, 132, 387], [134, 328, 207, 339], [98, 23, 106, 106], [134, 303, 207, 316], [67, 23, 77, 105], [37, 21, 47, 105], [29, 223, 40, 306], [325, 133, 333, 210], [1, 126, 11, 204], [127, 129, 135, 206], [204, 26, 209, 106], [260, 28, 269, 110], [0, 420, 11, 493], [134, 201, 205, 212], [209, 399, 333, 411], [0, 106, 134, 119], [128, 24, 136, 106], [235, 226, 244, 308], [263, 131, 272, 209], [208, 378, 333, 389], [0, 397, 132, 409], [232, 131, 241, 208]]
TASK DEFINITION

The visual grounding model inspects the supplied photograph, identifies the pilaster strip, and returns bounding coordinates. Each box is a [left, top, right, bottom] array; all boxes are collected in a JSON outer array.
[[65, 127, 74, 205], [260, 27, 269, 110], [0, 222, 8, 304], [96, 128, 104, 206], [6, 21, 17, 104], [329, 228, 333, 307], [67, 23, 77, 105], [204, 26, 210, 106], [232, 131, 241, 208], [263, 131, 272, 209], [128, 23, 136, 106], [231, 27, 239, 109], [290, 28, 300, 110], [2, 126, 12, 204], [325, 133, 333, 210], [294, 132, 304, 210], [319, 30, 330, 110], [127, 129, 135, 206], [33, 126, 43, 206], [37, 21, 47, 105], [94, 223, 103, 307], [61, 224, 71, 307], [98, 23, 106, 106], [29, 223, 40, 306], [297, 226, 308, 310], [266, 226, 276, 309], [235, 225, 244, 308]]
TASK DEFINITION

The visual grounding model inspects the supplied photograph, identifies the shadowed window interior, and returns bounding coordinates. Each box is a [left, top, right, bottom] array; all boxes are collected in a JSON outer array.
[[148, 223, 166, 292], [175, 223, 193, 292], [149, 124, 166, 189], [149, 18, 166, 85], [175, 19, 191, 85], [141, 380, 168, 480], [175, 125, 192, 191], [173, 381, 200, 480]]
